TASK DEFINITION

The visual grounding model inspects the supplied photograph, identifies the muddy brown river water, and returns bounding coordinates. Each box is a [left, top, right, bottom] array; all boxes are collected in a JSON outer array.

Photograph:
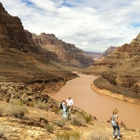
[[51, 73, 140, 129]]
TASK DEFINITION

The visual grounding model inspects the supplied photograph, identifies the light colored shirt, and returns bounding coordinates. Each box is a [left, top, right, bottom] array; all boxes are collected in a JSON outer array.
[[66, 98, 73, 106]]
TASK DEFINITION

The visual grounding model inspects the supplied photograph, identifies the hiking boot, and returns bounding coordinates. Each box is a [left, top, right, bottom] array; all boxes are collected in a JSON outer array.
[[117, 136, 121, 139]]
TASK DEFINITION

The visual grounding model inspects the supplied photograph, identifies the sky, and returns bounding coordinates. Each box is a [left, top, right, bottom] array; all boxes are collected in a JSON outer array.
[[1, 0, 140, 52]]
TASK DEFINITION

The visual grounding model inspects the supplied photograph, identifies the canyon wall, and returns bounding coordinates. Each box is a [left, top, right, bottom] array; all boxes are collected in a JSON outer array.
[[25, 31, 94, 68]]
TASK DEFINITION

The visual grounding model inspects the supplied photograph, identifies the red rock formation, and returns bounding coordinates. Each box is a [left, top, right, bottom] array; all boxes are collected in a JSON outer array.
[[25, 31, 94, 67], [0, 3, 29, 46], [82, 32, 140, 96], [0, 3, 58, 59]]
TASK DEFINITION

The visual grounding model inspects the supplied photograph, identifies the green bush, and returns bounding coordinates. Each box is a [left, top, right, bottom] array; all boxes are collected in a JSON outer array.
[[54, 130, 81, 140]]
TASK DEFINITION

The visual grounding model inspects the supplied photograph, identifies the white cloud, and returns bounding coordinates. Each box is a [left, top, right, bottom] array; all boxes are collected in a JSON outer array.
[[1, 0, 140, 52], [81, 41, 88, 45]]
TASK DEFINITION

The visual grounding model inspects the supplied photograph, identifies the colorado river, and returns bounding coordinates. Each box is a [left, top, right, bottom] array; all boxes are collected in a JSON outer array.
[[51, 73, 140, 129]]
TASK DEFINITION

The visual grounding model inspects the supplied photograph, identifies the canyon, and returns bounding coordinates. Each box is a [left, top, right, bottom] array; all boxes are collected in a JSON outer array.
[[0, 2, 140, 140], [82, 33, 140, 100]]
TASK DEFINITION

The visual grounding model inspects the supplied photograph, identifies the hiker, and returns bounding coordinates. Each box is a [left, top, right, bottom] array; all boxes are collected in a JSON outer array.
[[66, 96, 73, 111], [66, 97, 73, 120], [61, 100, 67, 118], [110, 108, 121, 139]]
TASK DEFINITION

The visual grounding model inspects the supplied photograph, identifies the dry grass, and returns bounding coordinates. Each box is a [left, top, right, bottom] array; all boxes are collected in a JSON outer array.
[[0, 101, 28, 118], [71, 114, 86, 126], [86, 129, 110, 140], [55, 118, 67, 127], [80, 112, 93, 124], [54, 130, 81, 140], [35, 102, 49, 111], [7, 104, 28, 118], [44, 123, 55, 133], [0, 126, 6, 139], [0, 124, 12, 139]]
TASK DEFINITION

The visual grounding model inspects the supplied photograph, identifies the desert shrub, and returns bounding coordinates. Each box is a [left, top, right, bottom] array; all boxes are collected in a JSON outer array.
[[54, 130, 81, 140], [55, 118, 67, 127], [7, 104, 28, 118], [51, 107, 60, 114], [44, 123, 54, 133], [71, 115, 86, 126], [9, 99, 23, 106], [35, 102, 49, 111], [80, 112, 93, 123], [86, 130, 110, 140]]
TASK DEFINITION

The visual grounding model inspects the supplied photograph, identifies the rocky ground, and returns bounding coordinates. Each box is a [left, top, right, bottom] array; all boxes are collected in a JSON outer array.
[[0, 101, 140, 140], [0, 82, 140, 140]]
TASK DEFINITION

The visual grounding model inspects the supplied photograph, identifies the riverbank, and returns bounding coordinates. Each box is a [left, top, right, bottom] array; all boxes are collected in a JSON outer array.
[[91, 83, 140, 105]]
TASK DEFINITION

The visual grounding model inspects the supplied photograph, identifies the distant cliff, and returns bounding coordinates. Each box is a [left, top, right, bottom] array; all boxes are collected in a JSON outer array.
[[101, 46, 117, 57], [85, 46, 116, 61], [25, 31, 94, 68], [84, 51, 101, 61]]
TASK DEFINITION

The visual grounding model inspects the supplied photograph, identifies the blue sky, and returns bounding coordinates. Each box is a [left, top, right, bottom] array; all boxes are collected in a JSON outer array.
[[1, 0, 140, 52]]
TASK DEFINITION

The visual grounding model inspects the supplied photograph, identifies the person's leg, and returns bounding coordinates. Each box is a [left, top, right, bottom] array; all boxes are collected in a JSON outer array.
[[116, 125, 120, 136], [71, 105, 73, 111], [63, 107, 67, 118], [116, 125, 121, 139], [67, 108, 71, 120], [112, 126, 116, 138]]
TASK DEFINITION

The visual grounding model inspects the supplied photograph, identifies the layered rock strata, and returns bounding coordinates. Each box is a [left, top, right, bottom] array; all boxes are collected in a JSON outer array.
[[83, 33, 140, 99], [25, 31, 94, 68]]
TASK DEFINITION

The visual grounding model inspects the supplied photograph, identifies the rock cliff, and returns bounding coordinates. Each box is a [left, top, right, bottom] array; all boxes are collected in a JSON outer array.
[[0, 3, 29, 48], [101, 46, 117, 57], [25, 31, 94, 68], [0, 2, 78, 83], [82, 33, 140, 99]]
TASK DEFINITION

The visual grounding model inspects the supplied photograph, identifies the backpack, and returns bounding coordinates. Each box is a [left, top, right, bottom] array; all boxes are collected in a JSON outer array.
[[60, 103, 63, 109]]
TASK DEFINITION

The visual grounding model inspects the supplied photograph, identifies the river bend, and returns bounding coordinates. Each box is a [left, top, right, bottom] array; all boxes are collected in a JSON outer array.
[[51, 73, 140, 129]]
